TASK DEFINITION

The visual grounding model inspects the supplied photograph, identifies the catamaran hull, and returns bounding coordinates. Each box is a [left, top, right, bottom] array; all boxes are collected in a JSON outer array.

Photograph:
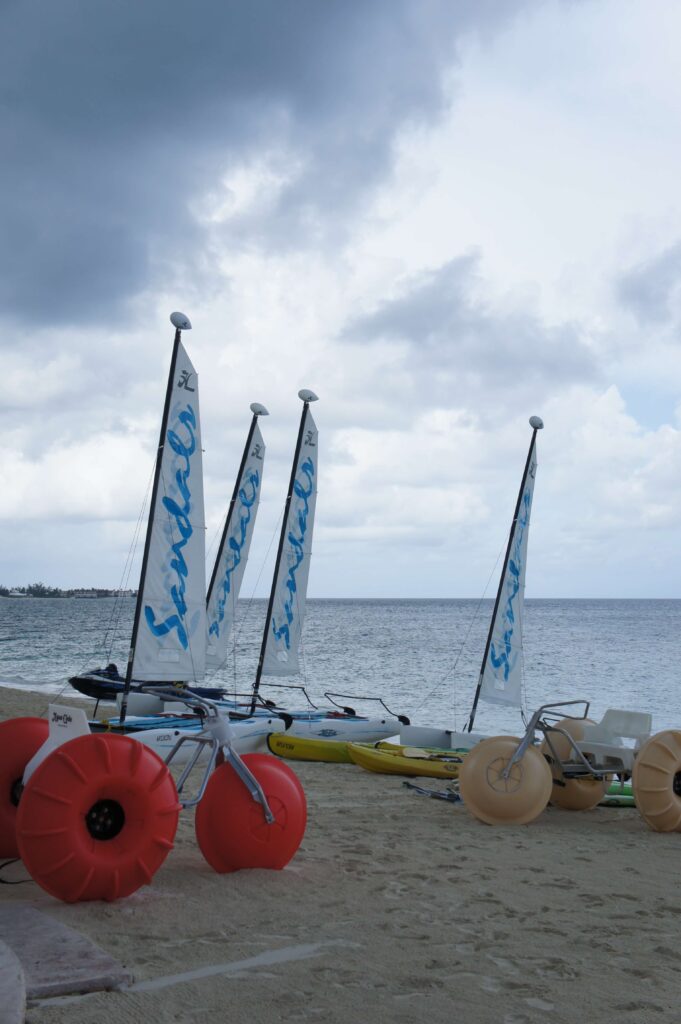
[[69, 673, 232, 704], [399, 725, 486, 751], [286, 717, 400, 742], [91, 717, 287, 764]]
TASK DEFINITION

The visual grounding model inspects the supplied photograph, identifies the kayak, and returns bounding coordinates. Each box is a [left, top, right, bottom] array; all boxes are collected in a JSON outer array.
[[347, 742, 466, 779], [266, 734, 467, 772], [267, 733, 353, 763], [600, 781, 635, 807]]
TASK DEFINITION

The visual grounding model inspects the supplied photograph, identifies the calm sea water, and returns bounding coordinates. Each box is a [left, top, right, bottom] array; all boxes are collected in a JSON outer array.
[[0, 597, 679, 735]]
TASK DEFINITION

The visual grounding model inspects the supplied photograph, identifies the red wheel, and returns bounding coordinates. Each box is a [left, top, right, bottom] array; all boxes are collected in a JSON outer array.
[[195, 753, 306, 873], [0, 717, 49, 857], [16, 734, 180, 902]]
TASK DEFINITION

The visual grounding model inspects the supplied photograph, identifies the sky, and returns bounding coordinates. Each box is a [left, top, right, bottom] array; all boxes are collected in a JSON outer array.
[[2, 0, 681, 599]]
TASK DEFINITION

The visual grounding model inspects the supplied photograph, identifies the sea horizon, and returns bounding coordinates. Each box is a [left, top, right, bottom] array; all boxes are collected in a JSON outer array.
[[2, 596, 681, 734]]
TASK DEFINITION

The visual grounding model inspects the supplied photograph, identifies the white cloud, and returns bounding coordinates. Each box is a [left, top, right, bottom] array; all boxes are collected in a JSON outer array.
[[3, 0, 681, 600]]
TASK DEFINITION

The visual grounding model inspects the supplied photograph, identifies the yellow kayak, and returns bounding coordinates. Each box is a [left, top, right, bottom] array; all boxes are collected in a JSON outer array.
[[267, 733, 353, 763], [347, 742, 465, 779]]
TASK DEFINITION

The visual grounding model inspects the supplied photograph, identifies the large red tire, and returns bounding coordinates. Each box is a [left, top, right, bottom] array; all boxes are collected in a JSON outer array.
[[0, 717, 49, 857], [195, 753, 306, 873], [16, 733, 180, 902]]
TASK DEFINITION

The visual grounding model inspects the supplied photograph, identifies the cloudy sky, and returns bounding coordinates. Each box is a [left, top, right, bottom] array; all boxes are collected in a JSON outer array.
[[2, 0, 681, 598]]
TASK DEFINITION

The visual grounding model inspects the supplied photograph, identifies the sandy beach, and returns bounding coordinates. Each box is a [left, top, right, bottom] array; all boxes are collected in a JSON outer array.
[[1, 686, 679, 1024]]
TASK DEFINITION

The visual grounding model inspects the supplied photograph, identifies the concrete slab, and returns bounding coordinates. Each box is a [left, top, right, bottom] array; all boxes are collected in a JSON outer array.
[[0, 940, 25, 1024], [0, 904, 132, 999]]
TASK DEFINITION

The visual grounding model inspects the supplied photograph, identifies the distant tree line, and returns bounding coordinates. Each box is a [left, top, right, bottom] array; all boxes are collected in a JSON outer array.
[[0, 583, 136, 598]]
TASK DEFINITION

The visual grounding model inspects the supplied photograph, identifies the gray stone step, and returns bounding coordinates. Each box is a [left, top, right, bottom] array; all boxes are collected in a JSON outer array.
[[0, 904, 131, 1000], [0, 940, 26, 1024]]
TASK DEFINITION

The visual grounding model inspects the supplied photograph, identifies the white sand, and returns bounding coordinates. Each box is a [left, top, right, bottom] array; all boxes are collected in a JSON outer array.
[[1, 686, 679, 1024]]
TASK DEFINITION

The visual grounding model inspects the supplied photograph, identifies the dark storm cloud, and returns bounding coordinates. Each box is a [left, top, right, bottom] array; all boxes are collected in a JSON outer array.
[[616, 242, 681, 325], [342, 255, 598, 398], [2, 0, 538, 329]]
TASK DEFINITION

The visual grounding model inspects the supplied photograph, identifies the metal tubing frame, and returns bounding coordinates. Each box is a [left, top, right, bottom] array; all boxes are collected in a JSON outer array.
[[138, 687, 275, 820], [500, 699, 631, 782], [323, 691, 410, 724]]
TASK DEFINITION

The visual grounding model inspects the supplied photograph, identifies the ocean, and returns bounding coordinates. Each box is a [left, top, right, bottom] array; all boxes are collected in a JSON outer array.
[[0, 597, 679, 735]]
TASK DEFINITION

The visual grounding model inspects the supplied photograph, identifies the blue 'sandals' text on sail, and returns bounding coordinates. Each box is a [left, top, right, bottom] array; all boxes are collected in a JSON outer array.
[[271, 456, 315, 650], [208, 471, 260, 639], [489, 477, 533, 682], [144, 404, 197, 649]]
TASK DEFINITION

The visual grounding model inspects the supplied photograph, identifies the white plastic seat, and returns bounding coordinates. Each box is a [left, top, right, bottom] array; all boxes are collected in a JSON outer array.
[[575, 709, 652, 772]]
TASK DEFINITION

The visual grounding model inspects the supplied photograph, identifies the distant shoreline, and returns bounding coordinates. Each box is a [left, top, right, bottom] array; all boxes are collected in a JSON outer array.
[[0, 589, 136, 599]]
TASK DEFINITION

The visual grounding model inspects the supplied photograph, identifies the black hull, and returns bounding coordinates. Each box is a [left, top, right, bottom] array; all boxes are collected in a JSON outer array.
[[68, 672, 231, 704]]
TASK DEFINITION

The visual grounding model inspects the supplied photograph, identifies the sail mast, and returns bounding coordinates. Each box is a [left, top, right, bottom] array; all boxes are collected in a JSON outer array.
[[119, 312, 191, 726], [251, 389, 318, 713], [465, 415, 544, 733]]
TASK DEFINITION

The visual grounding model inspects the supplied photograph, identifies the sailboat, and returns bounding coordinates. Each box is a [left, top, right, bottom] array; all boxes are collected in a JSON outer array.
[[205, 402, 268, 675], [76, 372, 407, 747], [399, 415, 544, 751], [67, 314, 287, 758], [242, 389, 410, 742], [69, 394, 268, 706]]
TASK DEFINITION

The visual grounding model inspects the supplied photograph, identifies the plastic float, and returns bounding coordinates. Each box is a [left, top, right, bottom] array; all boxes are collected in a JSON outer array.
[[1, 690, 306, 902], [0, 717, 49, 858], [460, 699, 681, 831]]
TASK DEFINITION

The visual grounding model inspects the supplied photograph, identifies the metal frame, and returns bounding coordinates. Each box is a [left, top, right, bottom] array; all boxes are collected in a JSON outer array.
[[140, 687, 274, 821], [502, 699, 632, 784], [323, 691, 410, 725]]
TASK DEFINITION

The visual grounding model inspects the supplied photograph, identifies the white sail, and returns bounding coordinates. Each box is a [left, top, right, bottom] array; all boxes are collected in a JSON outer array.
[[206, 421, 266, 671], [133, 340, 207, 681], [478, 443, 538, 708], [262, 409, 318, 676]]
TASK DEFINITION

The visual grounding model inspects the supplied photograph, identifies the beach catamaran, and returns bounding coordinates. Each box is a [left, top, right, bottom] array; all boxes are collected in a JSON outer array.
[[400, 415, 544, 752], [0, 315, 307, 900], [128, 388, 410, 744], [69, 393, 268, 708], [73, 333, 405, 751], [234, 389, 410, 742], [113, 388, 408, 745], [68, 313, 287, 756]]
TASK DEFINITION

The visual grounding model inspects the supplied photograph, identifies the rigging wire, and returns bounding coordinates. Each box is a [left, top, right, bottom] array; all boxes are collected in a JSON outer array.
[[103, 461, 155, 661], [233, 508, 283, 701], [404, 539, 507, 722], [44, 462, 158, 718]]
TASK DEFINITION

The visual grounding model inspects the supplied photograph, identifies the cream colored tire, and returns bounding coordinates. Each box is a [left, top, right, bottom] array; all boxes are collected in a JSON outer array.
[[459, 736, 552, 825], [541, 718, 609, 811], [633, 730, 681, 832]]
